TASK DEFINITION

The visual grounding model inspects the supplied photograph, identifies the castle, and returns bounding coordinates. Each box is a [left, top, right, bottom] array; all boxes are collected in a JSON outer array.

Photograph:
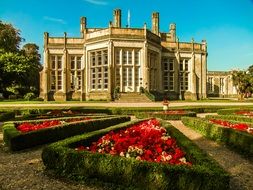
[[40, 9, 210, 101]]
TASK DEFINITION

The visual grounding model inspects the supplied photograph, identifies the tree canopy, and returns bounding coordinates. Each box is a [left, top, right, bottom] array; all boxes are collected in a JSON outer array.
[[232, 65, 253, 100], [0, 20, 41, 99], [0, 21, 23, 53]]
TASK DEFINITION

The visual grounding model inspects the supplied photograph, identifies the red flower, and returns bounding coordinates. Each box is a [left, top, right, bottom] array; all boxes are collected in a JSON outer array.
[[210, 119, 253, 134], [235, 111, 253, 117], [76, 119, 192, 166], [16, 117, 91, 133]]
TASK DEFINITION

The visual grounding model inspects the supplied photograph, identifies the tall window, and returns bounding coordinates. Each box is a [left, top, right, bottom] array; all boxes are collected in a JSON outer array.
[[115, 48, 141, 92], [179, 59, 189, 91], [208, 77, 213, 92], [50, 55, 62, 91], [90, 49, 108, 90], [163, 58, 174, 91], [70, 56, 82, 90]]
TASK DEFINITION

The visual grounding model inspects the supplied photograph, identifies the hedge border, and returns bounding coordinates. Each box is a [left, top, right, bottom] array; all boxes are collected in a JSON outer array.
[[205, 114, 253, 123], [0, 111, 15, 122], [182, 117, 253, 157], [42, 119, 229, 190], [135, 111, 196, 120], [217, 108, 253, 115], [3, 116, 130, 151], [1, 105, 252, 119]]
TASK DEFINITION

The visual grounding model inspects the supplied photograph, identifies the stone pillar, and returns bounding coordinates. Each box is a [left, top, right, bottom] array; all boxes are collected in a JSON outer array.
[[113, 9, 121, 28], [157, 49, 162, 92], [62, 32, 67, 101], [202, 40, 207, 98], [191, 52, 197, 100], [201, 53, 207, 99], [152, 12, 159, 35], [108, 40, 113, 99], [175, 51, 180, 97], [43, 32, 49, 101], [120, 49, 123, 92], [143, 42, 149, 91], [132, 50, 135, 91], [81, 45, 86, 101]]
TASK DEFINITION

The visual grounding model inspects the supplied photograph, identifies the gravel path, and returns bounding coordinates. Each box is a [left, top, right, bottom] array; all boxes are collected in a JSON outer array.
[[169, 120, 253, 190], [1, 118, 253, 190], [0, 122, 106, 190]]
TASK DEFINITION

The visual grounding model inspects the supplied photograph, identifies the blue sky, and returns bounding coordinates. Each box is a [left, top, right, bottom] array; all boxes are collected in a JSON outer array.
[[1, 0, 253, 71]]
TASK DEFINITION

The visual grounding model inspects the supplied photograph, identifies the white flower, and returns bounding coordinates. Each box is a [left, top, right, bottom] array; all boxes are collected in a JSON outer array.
[[179, 157, 186, 163], [120, 152, 124, 157]]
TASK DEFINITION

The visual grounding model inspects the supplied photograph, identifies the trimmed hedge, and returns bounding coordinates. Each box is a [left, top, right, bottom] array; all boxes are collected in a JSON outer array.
[[0, 111, 15, 122], [42, 119, 229, 190], [205, 114, 253, 123], [3, 116, 130, 151], [135, 111, 196, 120], [182, 117, 253, 157], [217, 108, 253, 115]]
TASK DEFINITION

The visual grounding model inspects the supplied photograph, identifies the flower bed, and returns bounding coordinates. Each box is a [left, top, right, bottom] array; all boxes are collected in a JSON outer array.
[[205, 114, 253, 124], [235, 110, 253, 117], [209, 119, 253, 134], [15, 109, 109, 121], [42, 119, 229, 189], [217, 108, 253, 116], [135, 110, 196, 120], [182, 117, 253, 156], [3, 116, 130, 151], [16, 117, 91, 133], [77, 119, 191, 165]]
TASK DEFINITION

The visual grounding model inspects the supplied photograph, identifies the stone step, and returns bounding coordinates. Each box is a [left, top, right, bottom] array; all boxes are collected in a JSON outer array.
[[115, 93, 152, 103]]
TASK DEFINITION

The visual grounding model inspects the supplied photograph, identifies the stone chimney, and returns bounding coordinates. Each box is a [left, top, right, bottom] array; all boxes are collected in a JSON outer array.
[[80, 17, 87, 35], [169, 23, 176, 42], [152, 12, 159, 35], [113, 9, 121, 28]]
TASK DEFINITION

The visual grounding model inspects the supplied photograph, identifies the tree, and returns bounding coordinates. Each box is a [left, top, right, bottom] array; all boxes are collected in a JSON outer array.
[[21, 43, 42, 95], [0, 20, 23, 53], [0, 20, 42, 98], [232, 65, 253, 100]]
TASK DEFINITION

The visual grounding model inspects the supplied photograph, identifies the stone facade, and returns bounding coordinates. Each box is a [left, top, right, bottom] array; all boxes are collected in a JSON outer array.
[[40, 9, 208, 101], [207, 71, 237, 98]]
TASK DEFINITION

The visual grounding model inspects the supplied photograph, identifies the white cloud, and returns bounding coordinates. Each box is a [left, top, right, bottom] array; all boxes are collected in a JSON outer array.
[[43, 16, 66, 24], [83, 0, 108, 5]]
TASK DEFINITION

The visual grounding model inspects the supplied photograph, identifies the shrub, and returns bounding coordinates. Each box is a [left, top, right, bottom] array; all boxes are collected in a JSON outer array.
[[135, 111, 196, 120], [205, 114, 253, 123], [3, 116, 130, 151], [0, 111, 15, 121], [182, 117, 253, 157], [217, 108, 253, 115], [42, 119, 229, 190], [23, 92, 36, 101]]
